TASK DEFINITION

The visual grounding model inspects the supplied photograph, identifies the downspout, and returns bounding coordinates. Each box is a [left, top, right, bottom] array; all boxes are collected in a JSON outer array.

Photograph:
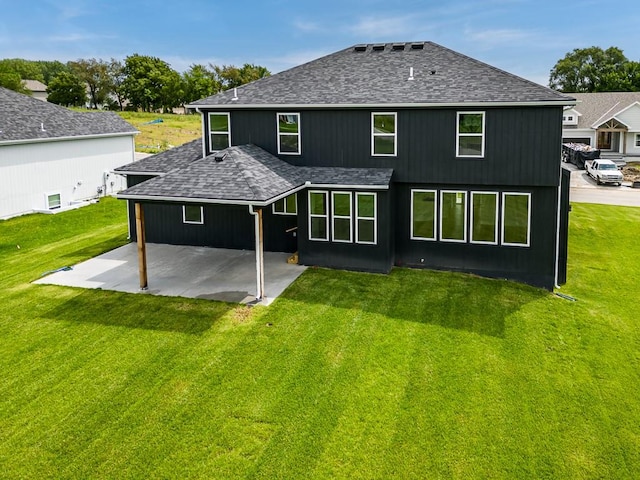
[[554, 166, 563, 289], [248, 205, 264, 300]]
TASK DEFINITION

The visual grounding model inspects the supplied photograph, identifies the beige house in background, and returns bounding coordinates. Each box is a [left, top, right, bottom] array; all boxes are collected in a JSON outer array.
[[22, 79, 48, 101], [562, 92, 640, 156]]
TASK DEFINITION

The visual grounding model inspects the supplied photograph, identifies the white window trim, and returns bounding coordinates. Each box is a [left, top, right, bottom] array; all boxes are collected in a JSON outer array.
[[410, 189, 437, 241], [456, 111, 485, 158], [277, 112, 301, 155], [182, 205, 204, 225], [308, 190, 329, 241], [371, 112, 397, 157], [439, 190, 467, 243], [331, 191, 353, 243], [635, 133, 640, 147], [272, 194, 297, 216], [355, 192, 377, 245], [501, 192, 531, 247], [470, 191, 499, 245], [208, 112, 231, 153], [45, 192, 62, 210]]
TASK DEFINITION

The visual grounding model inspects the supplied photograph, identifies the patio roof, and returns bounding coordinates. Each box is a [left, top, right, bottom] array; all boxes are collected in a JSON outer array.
[[117, 143, 394, 205]]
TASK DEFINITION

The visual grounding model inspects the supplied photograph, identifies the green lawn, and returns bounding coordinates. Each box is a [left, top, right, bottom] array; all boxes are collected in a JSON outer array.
[[1, 198, 639, 479]]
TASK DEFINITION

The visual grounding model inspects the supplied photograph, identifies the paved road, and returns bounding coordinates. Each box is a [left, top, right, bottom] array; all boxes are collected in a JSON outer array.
[[566, 164, 640, 207]]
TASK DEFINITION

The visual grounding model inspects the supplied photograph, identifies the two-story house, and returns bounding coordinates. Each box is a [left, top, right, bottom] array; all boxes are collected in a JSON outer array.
[[116, 42, 574, 297]]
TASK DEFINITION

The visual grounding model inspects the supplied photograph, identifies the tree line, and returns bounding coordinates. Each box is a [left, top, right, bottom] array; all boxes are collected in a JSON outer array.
[[0, 56, 270, 111], [549, 46, 640, 93]]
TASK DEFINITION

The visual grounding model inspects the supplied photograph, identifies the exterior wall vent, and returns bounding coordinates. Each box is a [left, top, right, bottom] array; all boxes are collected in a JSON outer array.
[[411, 43, 425, 50], [354, 44, 367, 52], [372, 44, 385, 51], [392, 43, 405, 51]]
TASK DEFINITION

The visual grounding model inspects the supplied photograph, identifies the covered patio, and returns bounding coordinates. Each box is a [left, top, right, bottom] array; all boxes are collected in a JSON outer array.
[[34, 243, 307, 305]]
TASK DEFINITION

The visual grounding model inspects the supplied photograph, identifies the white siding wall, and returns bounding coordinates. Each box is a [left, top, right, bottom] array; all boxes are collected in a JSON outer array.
[[562, 129, 596, 146], [0, 135, 135, 219], [617, 104, 640, 155], [625, 132, 640, 156]]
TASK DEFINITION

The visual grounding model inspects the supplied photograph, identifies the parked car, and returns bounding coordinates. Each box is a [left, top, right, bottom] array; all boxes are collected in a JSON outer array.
[[585, 159, 624, 186]]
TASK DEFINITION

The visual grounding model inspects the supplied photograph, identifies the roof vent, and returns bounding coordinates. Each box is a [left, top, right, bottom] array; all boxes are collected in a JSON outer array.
[[40, 122, 46, 132], [231, 87, 238, 101], [214, 152, 227, 162], [354, 44, 367, 52], [392, 43, 405, 51], [430, 70, 437, 75], [408, 67, 414, 81], [410, 43, 424, 50], [372, 44, 385, 51]]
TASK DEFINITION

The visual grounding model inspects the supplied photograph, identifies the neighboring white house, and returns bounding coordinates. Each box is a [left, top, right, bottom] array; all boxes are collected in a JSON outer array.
[[22, 79, 49, 101], [0, 87, 138, 219], [562, 92, 640, 156]]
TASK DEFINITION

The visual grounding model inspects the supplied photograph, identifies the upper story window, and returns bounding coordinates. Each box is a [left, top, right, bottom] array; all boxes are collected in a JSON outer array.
[[277, 113, 301, 155], [456, 112, 485, 157], [209, 112, 230, 152], [372, 112, 397, 156]]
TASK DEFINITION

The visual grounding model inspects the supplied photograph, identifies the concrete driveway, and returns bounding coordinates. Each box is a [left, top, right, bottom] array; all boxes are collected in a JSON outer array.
[[35, 243, 307, 305], [566, 163, 640, 207]]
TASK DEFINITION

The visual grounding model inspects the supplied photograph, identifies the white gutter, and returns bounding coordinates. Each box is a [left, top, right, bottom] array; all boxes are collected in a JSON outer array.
[[0, 131, 138, 146], [115, 171, 166, 177], [188, 100, 576, 110], [305, 182, 390, 190]]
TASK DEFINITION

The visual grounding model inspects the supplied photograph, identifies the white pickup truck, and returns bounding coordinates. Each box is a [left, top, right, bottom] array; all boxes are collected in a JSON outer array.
[[585, 159, 624, 186]]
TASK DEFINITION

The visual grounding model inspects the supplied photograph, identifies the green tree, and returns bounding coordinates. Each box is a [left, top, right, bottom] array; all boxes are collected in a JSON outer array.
[[212, 63, 270, 90], [107, 59, 127, 110], [122, 54, 183, 112], [35, 60, 70, 84], [0, 59, 44, 82], [69, 58, 111, 108], [46, 71, 87, 106], [0, 71, 29, 93], [549, 46, 629, 92], [182, 64, 219, 104]]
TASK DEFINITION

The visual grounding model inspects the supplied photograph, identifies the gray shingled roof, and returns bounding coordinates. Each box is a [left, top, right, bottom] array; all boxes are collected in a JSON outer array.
[[118, 143, 393, 204], [115, 138, 203, 174], [190, 42, 573, 107], [0, 86, 137, 143], [568, 92, 640, 129]]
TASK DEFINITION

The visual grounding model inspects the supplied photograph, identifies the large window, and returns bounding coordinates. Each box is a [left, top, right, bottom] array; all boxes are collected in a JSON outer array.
[[356, 193, 376, 244], [308, 191, 328, 240], [372, 112, 397, 156], [411, 190, 437, 240], [502, 193, 531, 246], [277, 113, 301, 154], [470, 192, 498, 244], [209, 112, 230, 152], [440, 191, 467, 242], [457, 112, 485, 157], [332, 192, 352, 242], [273, 194, 297, 215], [183, 205, 204, 224], [46, 193, 61, 210]]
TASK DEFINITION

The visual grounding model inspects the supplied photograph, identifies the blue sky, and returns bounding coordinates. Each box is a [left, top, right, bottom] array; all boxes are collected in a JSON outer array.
[[1, 0, 639, 86]]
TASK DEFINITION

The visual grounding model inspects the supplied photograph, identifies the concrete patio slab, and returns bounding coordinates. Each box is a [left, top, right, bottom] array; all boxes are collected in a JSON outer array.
[[34, 243, 307, 305]]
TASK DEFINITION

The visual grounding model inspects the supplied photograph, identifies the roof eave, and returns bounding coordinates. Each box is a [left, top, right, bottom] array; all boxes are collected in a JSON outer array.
[[0, 130, 138, 146], [188, 100, 576, 109]]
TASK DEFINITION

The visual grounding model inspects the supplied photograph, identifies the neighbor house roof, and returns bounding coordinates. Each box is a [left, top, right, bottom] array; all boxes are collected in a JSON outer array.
[[190, 41, 574, 108], [0, 87, 137, 144], [118, 143, 393, 205], [568, 92, 640, 129]]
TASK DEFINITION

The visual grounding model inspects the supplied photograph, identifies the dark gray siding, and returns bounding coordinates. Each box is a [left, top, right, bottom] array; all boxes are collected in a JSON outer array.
[[297, 189, 394, 274], [128, 201, 297, 253], [557, 168, 571, 285], [204, 106, 563, 187], [393, 183, 559, 289]]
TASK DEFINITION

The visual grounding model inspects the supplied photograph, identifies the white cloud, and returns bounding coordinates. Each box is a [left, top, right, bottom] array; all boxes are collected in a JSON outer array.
[[293, 19, 324, 33], [349, 15, 417, 37], [263, 48, 334, 73], [47, 33, 116, 43]]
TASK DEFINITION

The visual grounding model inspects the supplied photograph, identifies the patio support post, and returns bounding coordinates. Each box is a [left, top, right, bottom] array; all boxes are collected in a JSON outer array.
[[135, 202, 148, 290], [249, 205, 265, 300]]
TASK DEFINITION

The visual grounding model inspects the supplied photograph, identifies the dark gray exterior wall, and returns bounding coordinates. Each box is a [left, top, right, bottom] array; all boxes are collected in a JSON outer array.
[[203, 106, 563, 187]]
